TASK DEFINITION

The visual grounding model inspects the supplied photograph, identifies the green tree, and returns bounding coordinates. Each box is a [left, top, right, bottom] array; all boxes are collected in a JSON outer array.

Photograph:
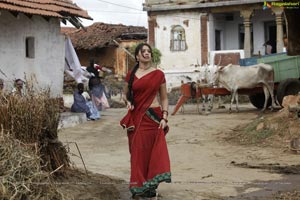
[[152, 47, 162, 66]]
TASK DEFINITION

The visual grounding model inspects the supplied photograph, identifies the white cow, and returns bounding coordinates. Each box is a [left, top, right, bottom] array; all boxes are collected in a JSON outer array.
[[198, 65, 216, 112], [198, 64, 227, 112], [213, 63, 276, 112]]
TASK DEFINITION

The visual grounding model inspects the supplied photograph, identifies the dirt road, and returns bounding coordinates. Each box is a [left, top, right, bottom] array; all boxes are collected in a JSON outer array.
[[59, 104, 300, 200]]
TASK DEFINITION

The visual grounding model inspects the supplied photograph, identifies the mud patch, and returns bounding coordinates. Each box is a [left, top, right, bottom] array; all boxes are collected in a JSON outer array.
[[220, 107, 300, 199], [230, 161, 300, 174], [54, 168, 122, 200], [227, 175, 300, 200]]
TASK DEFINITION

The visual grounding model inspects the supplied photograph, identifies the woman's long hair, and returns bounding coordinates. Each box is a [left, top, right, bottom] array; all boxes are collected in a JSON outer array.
[[126, 43, 153, 105]]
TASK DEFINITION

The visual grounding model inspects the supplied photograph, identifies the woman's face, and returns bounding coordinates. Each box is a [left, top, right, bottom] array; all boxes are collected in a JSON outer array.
[[136, 45, 152, 63]]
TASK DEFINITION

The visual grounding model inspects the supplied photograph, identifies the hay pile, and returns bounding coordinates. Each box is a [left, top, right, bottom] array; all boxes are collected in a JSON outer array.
[[0, 132, 63, 199], [0, 86, 71, 199], [0, 90, 70, 172]]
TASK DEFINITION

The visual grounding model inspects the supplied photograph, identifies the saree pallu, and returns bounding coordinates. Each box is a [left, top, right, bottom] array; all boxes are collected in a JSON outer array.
[[128, 107, 171, 198]]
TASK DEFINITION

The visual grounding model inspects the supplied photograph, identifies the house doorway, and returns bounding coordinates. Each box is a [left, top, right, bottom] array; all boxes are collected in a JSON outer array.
[[265, 22, 276, 54]]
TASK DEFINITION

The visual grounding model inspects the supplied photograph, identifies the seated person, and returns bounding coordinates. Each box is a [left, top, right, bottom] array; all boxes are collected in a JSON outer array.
[[0, 78, 4, 94], [0, 78, 5, 97], [71, 83, 93, 120], [84, 88, 101, 120], [11, 79, 25, 96]]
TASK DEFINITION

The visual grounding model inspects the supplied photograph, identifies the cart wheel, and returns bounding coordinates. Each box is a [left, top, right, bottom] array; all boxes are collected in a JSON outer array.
[[277, 79, 300, 106], [249, 93, 271, 109]]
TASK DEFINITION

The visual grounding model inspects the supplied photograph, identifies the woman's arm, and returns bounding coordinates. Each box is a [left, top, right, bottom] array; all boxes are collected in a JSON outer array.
[[123, 82, 134, 110], [159, 83, 169, 128], [159, 83, 168, 112]]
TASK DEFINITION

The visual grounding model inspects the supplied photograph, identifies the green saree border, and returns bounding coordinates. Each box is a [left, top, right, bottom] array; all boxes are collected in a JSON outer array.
[[145, 108, 161, 124], [130, 172, 171, 197]]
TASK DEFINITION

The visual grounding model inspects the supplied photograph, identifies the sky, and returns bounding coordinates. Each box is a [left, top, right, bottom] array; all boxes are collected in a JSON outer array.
[[65, 0, 148, 27]]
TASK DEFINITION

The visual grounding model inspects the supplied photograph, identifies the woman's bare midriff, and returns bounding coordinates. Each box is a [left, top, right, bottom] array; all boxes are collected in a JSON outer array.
[[149, 96, 160, 108]]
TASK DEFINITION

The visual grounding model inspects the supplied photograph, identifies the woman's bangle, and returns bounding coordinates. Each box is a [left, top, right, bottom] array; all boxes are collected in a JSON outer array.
[[161, 118, 168, 123], [162, 110, 169, 116]]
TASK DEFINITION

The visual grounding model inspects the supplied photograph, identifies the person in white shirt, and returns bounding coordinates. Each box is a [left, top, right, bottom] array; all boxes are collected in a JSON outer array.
[[264, 40, 272, 55]]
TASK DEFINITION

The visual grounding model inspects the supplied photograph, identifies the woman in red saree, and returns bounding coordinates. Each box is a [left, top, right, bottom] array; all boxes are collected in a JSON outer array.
[[120, 43, 171, 199]]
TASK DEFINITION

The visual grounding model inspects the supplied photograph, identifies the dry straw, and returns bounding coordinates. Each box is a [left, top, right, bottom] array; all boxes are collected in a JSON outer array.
[[0, 78, 70, 173], [0, 77, 71, 198], [0, 130, 64, 199]]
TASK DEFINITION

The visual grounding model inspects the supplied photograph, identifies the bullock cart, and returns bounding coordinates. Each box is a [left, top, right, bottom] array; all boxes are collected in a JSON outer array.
[[172, 53, 300, 115], [171, 82, 270, 115], [241, 53, 300, 108]]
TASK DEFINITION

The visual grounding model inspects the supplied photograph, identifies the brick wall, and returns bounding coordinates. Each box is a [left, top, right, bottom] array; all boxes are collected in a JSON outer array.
[[148, 15, 156, 46], [213, 53, 241, 66]]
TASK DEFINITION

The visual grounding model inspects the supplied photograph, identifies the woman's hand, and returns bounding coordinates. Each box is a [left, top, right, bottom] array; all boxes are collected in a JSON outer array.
[[126, 101, 134, 110], [159, 118, 168, 129]]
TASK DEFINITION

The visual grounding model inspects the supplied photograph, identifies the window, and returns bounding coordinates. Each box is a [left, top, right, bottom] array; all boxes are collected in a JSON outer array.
[[215, 30, 221, 50], [26, 37, 35, 58], [170, 25, 187, 51]]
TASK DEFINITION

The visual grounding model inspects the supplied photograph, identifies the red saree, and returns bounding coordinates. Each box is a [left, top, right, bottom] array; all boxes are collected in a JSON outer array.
[[120, 69, 171, 198]]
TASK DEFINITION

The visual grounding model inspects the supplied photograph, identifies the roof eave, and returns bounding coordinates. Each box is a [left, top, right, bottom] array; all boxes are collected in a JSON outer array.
[[143, 0, 280, 12]]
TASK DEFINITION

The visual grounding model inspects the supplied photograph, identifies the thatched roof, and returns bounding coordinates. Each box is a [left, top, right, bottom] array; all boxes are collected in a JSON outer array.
[[62, 22, 147, 50]]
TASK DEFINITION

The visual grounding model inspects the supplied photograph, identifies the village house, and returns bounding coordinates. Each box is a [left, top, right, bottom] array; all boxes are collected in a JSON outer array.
[[0, 0, 91, 97], [62, 22, 147, 80], [143, 0, 286, 69]]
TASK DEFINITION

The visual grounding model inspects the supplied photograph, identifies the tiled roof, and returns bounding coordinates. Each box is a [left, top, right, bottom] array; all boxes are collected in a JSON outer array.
[[64, 22, 147, 50], [0, 0, 92, 19], [61, 26, 77, 34]]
